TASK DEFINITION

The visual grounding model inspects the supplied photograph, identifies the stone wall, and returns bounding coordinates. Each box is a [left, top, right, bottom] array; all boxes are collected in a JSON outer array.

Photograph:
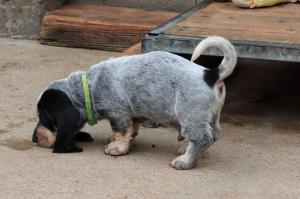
[[70, 0, 196, 12], [0, 0, 67, 39]]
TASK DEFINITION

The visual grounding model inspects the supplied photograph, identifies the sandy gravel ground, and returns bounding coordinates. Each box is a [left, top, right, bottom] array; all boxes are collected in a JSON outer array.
[[0, 38, 299, 199]]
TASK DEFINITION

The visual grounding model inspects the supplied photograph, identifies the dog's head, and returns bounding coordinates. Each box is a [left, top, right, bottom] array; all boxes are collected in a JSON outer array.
[[33, 89, 82, 152]]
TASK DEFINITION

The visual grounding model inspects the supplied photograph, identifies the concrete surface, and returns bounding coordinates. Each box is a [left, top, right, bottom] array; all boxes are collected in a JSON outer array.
[[0, 38, 300, 198]]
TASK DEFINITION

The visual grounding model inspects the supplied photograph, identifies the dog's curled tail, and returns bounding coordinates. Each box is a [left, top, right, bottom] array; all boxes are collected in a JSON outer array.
[[191, 36, 237, 80]]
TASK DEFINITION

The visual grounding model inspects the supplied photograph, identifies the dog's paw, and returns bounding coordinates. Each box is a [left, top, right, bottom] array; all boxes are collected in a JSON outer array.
[[170, 155, 197, 170], [104, 141, 130, 156], [76, 131, 94, 142]]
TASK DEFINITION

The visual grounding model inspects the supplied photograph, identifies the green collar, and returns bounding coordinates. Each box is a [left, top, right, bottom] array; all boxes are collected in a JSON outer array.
[[81, 72, 97, 126]]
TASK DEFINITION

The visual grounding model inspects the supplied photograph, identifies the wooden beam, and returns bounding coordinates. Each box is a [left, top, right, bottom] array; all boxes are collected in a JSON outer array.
[[39, 4, 177, 51]]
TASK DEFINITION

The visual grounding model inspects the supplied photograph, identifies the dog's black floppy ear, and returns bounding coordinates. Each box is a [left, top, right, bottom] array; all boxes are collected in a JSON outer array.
[[38, 89, 83, 153], [53, 105, 83, 153]]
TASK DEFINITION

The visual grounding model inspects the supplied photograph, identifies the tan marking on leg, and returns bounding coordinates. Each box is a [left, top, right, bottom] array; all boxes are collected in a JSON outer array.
[[126, 121, 139, 139], [104, 122, 139, 156], [177, 139, 188, 155]]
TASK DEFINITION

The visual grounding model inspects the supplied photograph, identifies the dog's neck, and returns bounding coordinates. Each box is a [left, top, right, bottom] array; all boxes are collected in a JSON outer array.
[[81, 72, 97, 125], [48, 71, 98, 124]]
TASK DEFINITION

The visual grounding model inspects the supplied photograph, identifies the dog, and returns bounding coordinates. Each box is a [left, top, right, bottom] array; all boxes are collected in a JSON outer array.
[[32, 36, 237, 169]]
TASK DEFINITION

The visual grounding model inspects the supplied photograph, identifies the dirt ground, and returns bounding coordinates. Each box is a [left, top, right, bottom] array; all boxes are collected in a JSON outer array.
[[0, 38, 299, 199]]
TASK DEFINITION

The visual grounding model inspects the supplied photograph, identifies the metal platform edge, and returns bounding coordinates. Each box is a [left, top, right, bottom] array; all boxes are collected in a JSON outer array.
[[142, 34, 300, 62], [142, 0, 300, 63]]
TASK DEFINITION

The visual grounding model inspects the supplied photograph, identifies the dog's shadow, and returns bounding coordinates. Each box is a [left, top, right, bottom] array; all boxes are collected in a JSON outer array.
[[77, 128, 228, 170]]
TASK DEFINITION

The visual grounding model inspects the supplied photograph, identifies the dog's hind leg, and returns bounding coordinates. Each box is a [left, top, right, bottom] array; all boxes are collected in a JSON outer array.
[[176, 139, 188, 155], [177, 111, 220, 166], [172, 123, 188, 155], [171, 123, 214, 170], [104, 118, 139, 156], [177, 111, 221, 156]]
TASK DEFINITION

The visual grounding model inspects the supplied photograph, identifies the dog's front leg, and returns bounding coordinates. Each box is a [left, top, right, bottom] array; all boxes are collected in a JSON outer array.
[[104, 121, 139, 156]]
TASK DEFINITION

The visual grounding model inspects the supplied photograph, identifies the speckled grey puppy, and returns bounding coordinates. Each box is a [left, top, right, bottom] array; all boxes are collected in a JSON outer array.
[[36, 36, 237, 170]]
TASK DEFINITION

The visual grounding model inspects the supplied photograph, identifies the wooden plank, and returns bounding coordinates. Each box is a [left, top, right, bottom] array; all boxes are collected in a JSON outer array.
[[149, 0, 213, 35], [165, 2, 300, 45], [39, 4, 177, 51]]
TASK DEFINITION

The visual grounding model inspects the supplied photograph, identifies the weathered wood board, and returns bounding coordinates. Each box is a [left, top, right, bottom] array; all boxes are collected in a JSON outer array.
[[166, 2, 300, 45], [142, 1, 300, 62], [40, 4, 177, 51]]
